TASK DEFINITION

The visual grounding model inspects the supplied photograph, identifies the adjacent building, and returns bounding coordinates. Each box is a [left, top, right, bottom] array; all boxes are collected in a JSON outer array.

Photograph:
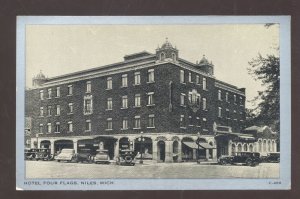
[[25, 39, 277, 162]]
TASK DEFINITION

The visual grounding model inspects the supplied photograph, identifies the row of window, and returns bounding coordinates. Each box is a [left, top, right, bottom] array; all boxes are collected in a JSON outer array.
[[180, 115, 208, 129], [83, 93, 155, 115], [180, 93, 206, 109], [39, 69, 155, 100], [180, 70, 207, 90], [40, 103, 73, 117], [40, 85, 73, 100], [218, 107, 244, 118], [39, 115, 156, 134], [217, 90, 244, 105]]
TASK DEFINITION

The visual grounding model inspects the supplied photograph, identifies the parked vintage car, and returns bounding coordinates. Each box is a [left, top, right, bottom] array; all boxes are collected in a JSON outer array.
[[263, 152, 280, 163], [24, 148, 38, 160], [93, 150, 110, 164], [218, 152, 260, 166], [35, 148, 53, 161], [116, 149, 136, 166], [54, 149, 76, 162], [76, 148, 93, 163]]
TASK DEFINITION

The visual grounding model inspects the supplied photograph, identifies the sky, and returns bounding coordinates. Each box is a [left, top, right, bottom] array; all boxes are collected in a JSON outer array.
[[25, 24, 279, 109]]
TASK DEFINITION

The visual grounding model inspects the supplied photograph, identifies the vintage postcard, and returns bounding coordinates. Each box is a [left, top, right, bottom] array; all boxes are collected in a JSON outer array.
[[16, 16, 291, 190]]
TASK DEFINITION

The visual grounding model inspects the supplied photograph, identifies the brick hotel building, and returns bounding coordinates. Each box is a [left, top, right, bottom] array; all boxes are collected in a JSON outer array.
[[25, 39, 277, 162]]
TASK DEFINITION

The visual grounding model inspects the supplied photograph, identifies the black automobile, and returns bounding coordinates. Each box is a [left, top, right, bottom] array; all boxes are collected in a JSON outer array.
[[264, 152, 280, 163], [76, 148, 93, 163], [218, 152, 261, 167], [24, 148, 38, 160], [35, 148, 53, 161], [116, 149, 136, 166]]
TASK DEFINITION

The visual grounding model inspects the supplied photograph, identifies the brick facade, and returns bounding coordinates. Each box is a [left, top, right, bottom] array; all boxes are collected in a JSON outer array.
[[26, 39, 274, 163]]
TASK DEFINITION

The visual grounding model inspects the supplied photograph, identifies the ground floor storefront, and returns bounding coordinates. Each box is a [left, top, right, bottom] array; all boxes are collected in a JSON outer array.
[[31, 133, 217, 163]]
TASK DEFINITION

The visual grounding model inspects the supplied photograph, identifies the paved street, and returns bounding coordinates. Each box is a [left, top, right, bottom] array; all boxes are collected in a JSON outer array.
[[25, 160, 280, 179]]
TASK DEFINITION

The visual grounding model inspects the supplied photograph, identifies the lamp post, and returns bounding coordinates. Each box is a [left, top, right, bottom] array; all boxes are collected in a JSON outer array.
[[138, 131, 145, 164], [196, 132, 201, 164]]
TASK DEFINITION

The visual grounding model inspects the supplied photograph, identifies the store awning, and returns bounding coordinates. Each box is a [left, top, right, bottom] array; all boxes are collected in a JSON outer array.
[[199, 142, 216, 149], [183, 142, 203, 149]]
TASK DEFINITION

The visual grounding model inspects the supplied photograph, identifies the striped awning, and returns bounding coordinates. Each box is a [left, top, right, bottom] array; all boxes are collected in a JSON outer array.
[[199, 142, 216, 149], [183, 142, 203, 149]]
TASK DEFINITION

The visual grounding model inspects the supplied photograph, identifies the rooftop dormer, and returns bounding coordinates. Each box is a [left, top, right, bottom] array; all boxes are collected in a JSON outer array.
[[156, 38, 179, 63], [195, 55, 214, 75]]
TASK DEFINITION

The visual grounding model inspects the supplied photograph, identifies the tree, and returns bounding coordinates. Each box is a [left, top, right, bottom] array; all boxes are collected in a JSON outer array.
[[247, 54, 280, 133]]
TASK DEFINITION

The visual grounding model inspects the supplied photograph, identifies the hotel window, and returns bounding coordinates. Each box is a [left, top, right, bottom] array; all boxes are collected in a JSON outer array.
[[172, 53, 176, 61], [107, 77, 112, 89], [122, 118, 128, 130], [203, 98, 207, 110], [47, 105, 52, 116], [134, 72, 141, 85], [218, 107, 222, 117], [84, 96, 93, 114], [47, 88, 52, 99], [226, 92, 229, 102], [180, 70, 185, 83], [106, 118, 113, 130], [196, 75, 200, 84], [240, 96, 243, 106], [68, 103, 73, 113], [160, 52, 165, 61], [56, 87, 60, 97], [134, 116, 141, 129], [122, 96, 128, 109], [47, 123, 51, 133], [68, 85, 73, 95], [67, 121, 73, 132], [218, 90, 222, 101], [180, 93, 186, 106], [40, 90, 44, 100], [122, 74, 128, 87], [56, 105, 60, 115], [39, 124, 43, 134], [203, 78, 207, 90], [188, 116, 193, 126], [86, 81, 91, 93], [188, 72, 192, 82], [202, 118, 207, 130], [196, 117, 201, 127], [188, 91, 201, 106], [180, 115, 186, 128], [85, 120, 91, 131], [226, 109, 230, 118], [147, 92, 154, 105], [133, 94, 141, 107], [40, 107, 44, 117], [234, 95, 237, 104], [55, 122, 60, 133], [148, 69, 155, 83], [148, 114, 155, 128], [107, 98, 112, 110]]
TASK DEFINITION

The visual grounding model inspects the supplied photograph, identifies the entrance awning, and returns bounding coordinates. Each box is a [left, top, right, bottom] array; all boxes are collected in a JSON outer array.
[[183, 142, 203, 149], [199, 142, 216, 149]]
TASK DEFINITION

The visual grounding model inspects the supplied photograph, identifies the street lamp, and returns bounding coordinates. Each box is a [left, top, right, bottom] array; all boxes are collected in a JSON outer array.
[[196, 132, 201, 164], [138, 131, 145, 164]]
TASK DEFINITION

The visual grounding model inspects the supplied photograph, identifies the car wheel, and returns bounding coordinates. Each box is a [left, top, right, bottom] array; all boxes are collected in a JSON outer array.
[[245, 159, 252, 166], [220, 159, 227, 165]]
